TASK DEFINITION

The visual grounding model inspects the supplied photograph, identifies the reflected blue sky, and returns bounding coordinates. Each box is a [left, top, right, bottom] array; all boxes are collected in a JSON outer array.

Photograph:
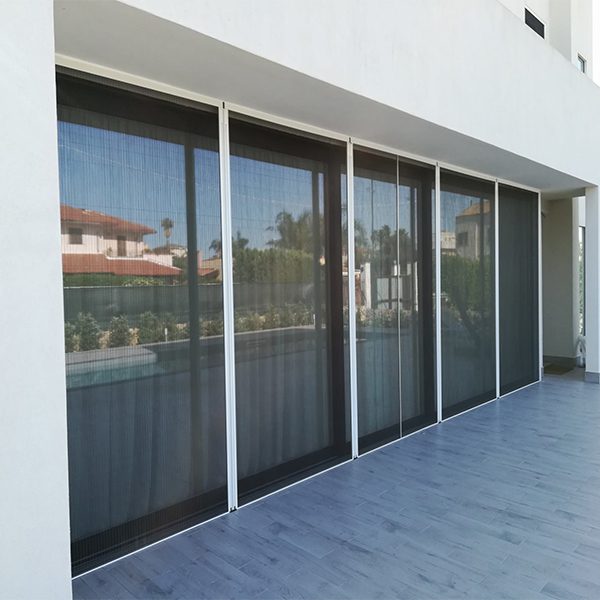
[[58, 121, 221, 254]]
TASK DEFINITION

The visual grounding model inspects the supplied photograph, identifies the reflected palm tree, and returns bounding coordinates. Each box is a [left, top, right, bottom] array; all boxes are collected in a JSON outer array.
[[209, 231, 249, 258], [161, 217, 174, 252]]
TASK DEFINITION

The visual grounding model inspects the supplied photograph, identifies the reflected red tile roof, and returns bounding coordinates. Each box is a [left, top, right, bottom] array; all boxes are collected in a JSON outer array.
[[62, 254, 181, 277], [458, 199, 492, 217], [61, 204, 155, 235], [198, 266, 219, 278]]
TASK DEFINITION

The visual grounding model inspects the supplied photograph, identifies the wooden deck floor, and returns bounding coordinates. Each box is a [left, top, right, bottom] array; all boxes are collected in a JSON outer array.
[[73, 372, 600, 599]]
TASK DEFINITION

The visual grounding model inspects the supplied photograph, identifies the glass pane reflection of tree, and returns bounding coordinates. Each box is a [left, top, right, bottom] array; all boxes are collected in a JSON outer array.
[[440, 171, 496, 418], [354, 150, 435, 452], [58, 86, 227, 573], [229, 118, 348, 500]]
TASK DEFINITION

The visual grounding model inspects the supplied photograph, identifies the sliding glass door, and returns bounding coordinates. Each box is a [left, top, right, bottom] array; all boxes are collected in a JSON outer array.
[[58, 74, 227, 573], [353, 149, 435, 452], [58, 72, 543, 575], [398, 162, 436, 433], [229, 117, 349, 501], [440, 171, 496, 418], [499, 185, 539, 394]]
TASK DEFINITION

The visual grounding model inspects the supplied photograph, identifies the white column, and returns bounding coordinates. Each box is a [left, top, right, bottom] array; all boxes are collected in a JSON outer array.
[[0, 1, 73, 597], [585, 186, 600, 383]]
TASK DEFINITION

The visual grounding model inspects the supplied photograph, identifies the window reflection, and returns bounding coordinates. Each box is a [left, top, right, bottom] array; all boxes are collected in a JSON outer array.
[[229, 118, 349, 500], [499, 185, 539, 393], [354, 150, 436, 452], [440, 172, 495, 417], [58, 79, 227, 573]]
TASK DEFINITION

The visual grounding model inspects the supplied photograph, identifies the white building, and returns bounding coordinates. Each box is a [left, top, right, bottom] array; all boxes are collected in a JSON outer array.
[[2, 1, 599, 597]]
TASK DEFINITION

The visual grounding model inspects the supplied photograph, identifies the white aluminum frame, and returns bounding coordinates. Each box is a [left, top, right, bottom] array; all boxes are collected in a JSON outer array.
[[435, 164, 443, 422], [396, 156, 403, 439], [351, 137, 436, 168], [538, 191, 544, 381], [56, 54, 222, 109], [346, 139, 359, 458], [224, 101, 349, 143], [218, 104, 239, 511], [495, 180, 501, 398]]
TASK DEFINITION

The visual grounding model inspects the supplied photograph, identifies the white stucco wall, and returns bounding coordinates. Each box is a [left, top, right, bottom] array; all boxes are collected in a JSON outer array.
[[497, 0, 593, 73], [573, 0, 593, 72], [60, 224, 145, 257], [542, 198, 579, 362], [54, 0, 599, 191], [61, 223, 101, 253], [0, 1, 72, 598]]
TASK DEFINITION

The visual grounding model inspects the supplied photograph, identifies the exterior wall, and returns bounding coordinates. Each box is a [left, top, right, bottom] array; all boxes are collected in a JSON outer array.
[[97, 235, 143, 257], [573, 0, 593, 71], [542, 198, 579, 364], [61, 223, 102, 253], [54, 0, 599, 190], [455, 212, 493, 260], [0, 1, 72, 598], [60, 223, 145, 257], [498, 0, 593, 73]]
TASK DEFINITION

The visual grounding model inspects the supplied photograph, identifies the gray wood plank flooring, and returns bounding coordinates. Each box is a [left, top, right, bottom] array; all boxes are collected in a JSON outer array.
[[73, 373, 600, 599]]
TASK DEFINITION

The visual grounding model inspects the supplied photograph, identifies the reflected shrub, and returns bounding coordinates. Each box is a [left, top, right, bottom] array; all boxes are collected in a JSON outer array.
[[75, 312, 101, 351], [355, 306, 414, 329], [65, 304, 318, 352], [137, 311, 163, 344], [108, 315, 132, 348], [163, 312, 187, 341], [235, 312, 263, 333], [201, 318, 224, 337], [263, 307, 282, 329], [281, 303, 312, 327], [64, 322, 77, 353]]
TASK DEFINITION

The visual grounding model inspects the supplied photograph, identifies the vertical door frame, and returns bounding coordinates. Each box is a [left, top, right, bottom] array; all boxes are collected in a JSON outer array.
[[347, 139, 359, 458], [396, 156, 404, 438], [538, 191, 544, 381], [434, 164, 443, 422], [218, 104, 239, 511], [495, 180, 501, 398]]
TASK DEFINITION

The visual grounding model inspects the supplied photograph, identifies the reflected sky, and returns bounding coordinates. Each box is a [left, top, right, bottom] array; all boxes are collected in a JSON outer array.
[[58, 120, 220, 254]]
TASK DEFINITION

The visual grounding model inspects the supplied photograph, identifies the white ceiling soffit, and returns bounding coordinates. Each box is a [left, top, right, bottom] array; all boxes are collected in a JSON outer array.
[[54, 0, 591, 195]]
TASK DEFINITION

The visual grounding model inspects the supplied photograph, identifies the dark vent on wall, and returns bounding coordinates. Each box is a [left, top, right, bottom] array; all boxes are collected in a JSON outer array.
[[525, 8, 545, 39]]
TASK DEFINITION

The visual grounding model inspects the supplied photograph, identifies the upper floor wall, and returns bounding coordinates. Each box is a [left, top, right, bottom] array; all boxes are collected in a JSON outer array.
[[499, 0, 593, 75]]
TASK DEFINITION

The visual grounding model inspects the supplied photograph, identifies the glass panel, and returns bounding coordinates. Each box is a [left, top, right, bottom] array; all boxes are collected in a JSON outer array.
[[229, 118, 349, 502], [499, 185, 539, 394], [398, 162, 437, 433], [58, 77, 226, 573], [440, 171, 496, 418], [354, 151, 400, 451], [354, 150, 436, 452]]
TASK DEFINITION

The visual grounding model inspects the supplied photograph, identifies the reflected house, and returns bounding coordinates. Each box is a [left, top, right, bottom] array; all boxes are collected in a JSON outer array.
[[60, 203, 182, 279], [455, 199, 493, 260], [440, 231, 457, 255], [197, 252, 222, 281]]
